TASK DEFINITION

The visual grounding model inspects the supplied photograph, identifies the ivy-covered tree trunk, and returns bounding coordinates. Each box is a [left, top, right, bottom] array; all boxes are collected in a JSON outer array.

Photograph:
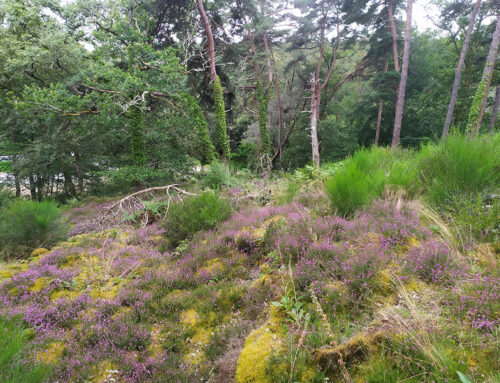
[[468, 14, 500, 135], [489, 84, 500, 133], [442, 0, 481, 138], [129, 106, 147, 166], [214, 76, 230, 162], [392, 0, 413, 147], [257, 81, 271, 156]]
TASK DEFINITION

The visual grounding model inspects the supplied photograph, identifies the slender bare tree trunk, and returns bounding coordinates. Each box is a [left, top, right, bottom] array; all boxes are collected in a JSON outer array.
[[9, 128, 21, 197], [392, 0, 413, 147], [268, 38, 284, 159], [375, 61, 389, 146], [473, 14, 500, 135], [442, 0, 482, 138], [310, 73, 320, 166], [197, 0, 216, 82], [388, 1, 400, 73], [355, 81, 363, 106], [262, 33, 273, 84], [489, 84, 500, 133]]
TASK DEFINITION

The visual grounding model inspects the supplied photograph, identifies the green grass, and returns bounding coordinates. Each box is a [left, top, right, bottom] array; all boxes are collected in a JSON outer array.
[[0, 199, 67, 259], [0, 316, 52, 382], [416, 132, 500, 206], [325, 132, 500, 217]]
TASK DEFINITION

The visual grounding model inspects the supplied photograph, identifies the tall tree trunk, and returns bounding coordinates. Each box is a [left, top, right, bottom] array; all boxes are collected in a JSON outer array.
[[74, 150, 84, 194], [388, 1, 400, 72], [268, 40, 284, 159], [9, 128, 21, 197], [355, 81, 363, 106], [262, 33, 273, 84], [310, 73, 320, 166], [197, 0, 216, 82], [392, 0, 413, 147], [375, 61, 389, 146], [471, 14, 500, 135], [489, 84, 500, 133], [29, 175, 36, 201], [442, 0, 482, 138]]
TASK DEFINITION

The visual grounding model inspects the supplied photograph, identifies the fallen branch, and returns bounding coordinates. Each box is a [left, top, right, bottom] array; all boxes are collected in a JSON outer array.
[[81, 184, 196, 232]]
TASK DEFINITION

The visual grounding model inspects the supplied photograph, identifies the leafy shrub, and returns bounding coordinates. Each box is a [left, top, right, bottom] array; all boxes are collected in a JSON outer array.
[[0, 183, 13, 208], [416, 132, 500, 206], [162, 192, 232, 247], [0, 199, 67, 259], [201, 161, 232, 190]]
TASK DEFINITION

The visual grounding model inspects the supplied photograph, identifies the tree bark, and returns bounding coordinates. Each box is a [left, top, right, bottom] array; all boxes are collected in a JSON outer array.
[[375, 61, 389, 146], [262, 33, 273, 84], [489, 84, 500, 133], [310, 73, 320, 166], [388, 1, 400, 73], [268, 37, 284, 159], [442, 0, 482, 138], [392, 0, 413, 147], [473, 14, 500, 135], [197, 0, 216, 82], [9, 128, 21, 197]]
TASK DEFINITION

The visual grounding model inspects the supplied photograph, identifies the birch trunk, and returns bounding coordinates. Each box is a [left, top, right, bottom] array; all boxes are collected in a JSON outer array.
[[473, 14, 500, 135], [310, 73, 320, 167], [442, 0, 482, 137]]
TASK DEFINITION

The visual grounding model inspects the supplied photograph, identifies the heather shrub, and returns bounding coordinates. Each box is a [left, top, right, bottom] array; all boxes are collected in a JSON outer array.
[[162, 192, 232, 247], [404, 239, 455, 284], [0, 199, 67, 259], [202, 161, 232, 190], [416, 132, 500, 206]]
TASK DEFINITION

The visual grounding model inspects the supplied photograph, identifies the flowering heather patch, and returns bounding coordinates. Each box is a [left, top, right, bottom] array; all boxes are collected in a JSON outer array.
[[0, 197, 498, 381], [452, 274, 499, 332]]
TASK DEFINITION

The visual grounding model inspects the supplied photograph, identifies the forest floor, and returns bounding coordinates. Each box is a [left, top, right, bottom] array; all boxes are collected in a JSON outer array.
[[0, 172, 499, 383]]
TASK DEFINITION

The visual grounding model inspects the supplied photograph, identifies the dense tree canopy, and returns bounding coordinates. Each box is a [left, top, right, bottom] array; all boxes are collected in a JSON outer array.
[[0, 0, 498, 196]]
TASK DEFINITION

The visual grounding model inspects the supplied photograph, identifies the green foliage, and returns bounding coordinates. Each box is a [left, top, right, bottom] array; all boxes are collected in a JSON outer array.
[[0, 184, 13, 208], [257, 81, 271, 155], [201, 161, 233, 190], [416, 132, 500, 206], [0, 199, 67, 259], [129, 107, 147, 167], [0, 160, 12, 172], [161, 191, 231, 247], [231, 142, 257, 170], [213, 76, 230, 162], [0, 316, 52, 382]]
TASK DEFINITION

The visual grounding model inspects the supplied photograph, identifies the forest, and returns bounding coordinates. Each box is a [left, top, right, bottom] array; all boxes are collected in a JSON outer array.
[[0, 0, 499, 382]]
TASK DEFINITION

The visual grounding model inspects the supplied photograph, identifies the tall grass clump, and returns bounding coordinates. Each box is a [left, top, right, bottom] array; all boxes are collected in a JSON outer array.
[[0, 316, 52, 382], [0, 199, 67, 259], [416, 132, 500, 206], [162, 191, 232, 247], [325, 147, 417, 216]]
